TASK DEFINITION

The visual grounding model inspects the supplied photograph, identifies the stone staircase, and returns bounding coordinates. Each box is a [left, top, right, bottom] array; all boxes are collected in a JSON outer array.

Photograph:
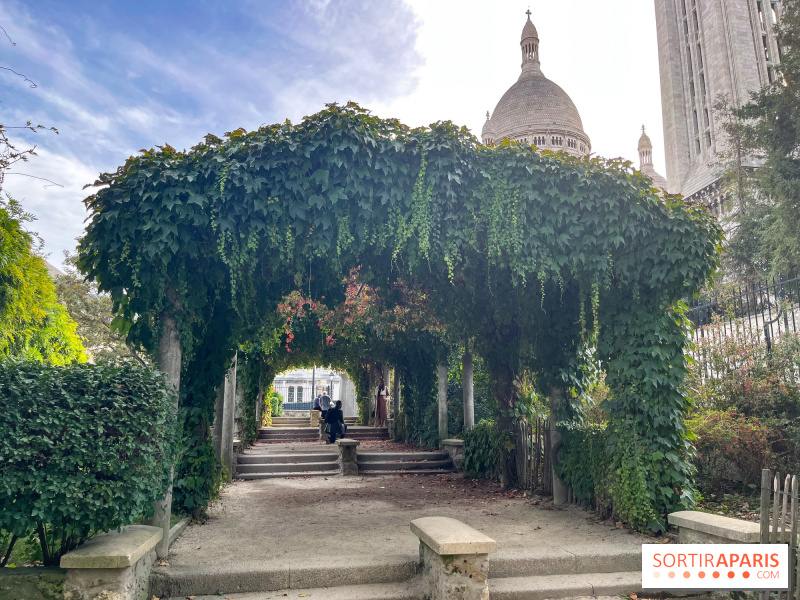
[[151, 545, 644, 599], [237, 450, 339, 479], [257, 422, 386, 443], [358, 451, 455, 475], [270, 415, 360, 427]]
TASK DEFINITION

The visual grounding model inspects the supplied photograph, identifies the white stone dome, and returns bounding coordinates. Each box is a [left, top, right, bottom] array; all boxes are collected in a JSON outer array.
[[490, 74, 586, 140], [482, 12, 591, 157]]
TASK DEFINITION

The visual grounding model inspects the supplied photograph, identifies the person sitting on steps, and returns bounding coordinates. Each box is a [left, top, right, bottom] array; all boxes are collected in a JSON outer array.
[[325, 400, 346, 444]]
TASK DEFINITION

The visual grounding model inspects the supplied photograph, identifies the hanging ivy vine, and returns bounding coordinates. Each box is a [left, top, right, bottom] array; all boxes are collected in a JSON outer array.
[[78, 102, 722, 529]]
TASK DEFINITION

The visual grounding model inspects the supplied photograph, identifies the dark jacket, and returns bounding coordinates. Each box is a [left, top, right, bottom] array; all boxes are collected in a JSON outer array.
[[324, 407, 345, 434]]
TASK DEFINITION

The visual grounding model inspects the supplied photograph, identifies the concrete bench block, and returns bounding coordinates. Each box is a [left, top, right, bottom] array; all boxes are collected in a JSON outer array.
[[442, 439, 464, 471], [337, 438, 360, 476], [411, 517, 497, 556], [668, 510, 761, 544], [60, 525, 162, 600], [411, 517, 497, 600]]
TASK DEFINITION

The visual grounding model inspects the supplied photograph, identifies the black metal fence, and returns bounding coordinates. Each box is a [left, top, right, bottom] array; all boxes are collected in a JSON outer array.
[[688, 273, 800, 346], [283, 402, 311, 411]]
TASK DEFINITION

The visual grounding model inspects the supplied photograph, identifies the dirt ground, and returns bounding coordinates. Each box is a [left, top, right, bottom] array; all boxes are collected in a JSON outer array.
[[168, 454, 650, 566]]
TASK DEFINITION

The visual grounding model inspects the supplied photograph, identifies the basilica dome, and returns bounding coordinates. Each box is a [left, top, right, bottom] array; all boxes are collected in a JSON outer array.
[[482, 12, 591, 157]]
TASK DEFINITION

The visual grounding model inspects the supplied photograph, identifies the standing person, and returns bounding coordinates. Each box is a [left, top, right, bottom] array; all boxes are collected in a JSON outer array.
[[376, 377, 390, 427], [319, 392, 332, 420], [313, 393, 322, 413], [325, 400, 345, 444]]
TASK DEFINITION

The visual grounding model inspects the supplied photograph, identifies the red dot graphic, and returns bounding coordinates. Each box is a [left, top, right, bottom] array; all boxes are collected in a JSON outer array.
[[699, 571, 706, 579], [713, 571, 721, 579], [728, 571, 735, 579], [668, 571, 676, 579], [743, 572, 751, 579], [683, 571, 691, 578]]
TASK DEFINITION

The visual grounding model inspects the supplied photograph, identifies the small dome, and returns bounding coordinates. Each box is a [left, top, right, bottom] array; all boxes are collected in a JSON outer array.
[[638, 127, 653, 152], [522, 17, 538, 41], [482, 112, 496, 137]]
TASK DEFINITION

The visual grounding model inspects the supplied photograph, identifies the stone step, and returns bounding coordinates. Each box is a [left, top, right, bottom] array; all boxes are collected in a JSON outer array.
[[259, 427, 318, 433], [489, 571, 642, 600], [238, 453, 336, 464], [358, 459, 453, 471], [149, 554, 419, 597], [359, 469, 456, 476], [490, 545, 641, 578], [359, 452, 449, 462], [237, 461, 338, 474], [163, 579, 425, 600], [238, 470, 340, 479]]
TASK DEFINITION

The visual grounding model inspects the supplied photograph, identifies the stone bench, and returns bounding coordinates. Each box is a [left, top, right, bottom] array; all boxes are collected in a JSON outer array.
[[668, 510, 761, 544], [60, 525, 162, 600], [410, 516, 497, 600]]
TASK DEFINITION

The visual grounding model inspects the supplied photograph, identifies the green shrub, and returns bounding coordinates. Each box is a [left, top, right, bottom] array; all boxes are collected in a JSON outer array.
[[688, 328, 800, 477], [270, 390, 284, 417], [687, 409, 774, 493], [463, 420, 501, 480], [556, 423, 610, 509], [0, 360, 176, 565]]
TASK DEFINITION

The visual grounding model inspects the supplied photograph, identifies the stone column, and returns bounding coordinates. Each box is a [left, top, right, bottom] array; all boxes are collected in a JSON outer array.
[[220, 353, 237, 483], [462, 337, 474, 432], [410, 517, 497, 600], [337, 439, 359, 476], [319, 419, 327, 442], [211, 382, 225, 461], [254, 376, 263, 430], [549, 385, 569, 505], [392, 369, 401, 418], [438, 363, 448, 443], [145, 315, 181, 559]]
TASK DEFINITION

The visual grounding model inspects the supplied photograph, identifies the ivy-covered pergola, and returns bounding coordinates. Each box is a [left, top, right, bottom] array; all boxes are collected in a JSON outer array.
[[78, 103, 721, 554]]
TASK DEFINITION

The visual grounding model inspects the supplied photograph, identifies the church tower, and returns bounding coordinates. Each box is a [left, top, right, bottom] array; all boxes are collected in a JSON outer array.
[[655, 0, 783, 204], [638, 126, 668, 192]]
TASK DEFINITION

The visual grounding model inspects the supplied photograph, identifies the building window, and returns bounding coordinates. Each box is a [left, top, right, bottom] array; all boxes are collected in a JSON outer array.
[[297, 386, 303, 402], [288, 386, 295, 402]]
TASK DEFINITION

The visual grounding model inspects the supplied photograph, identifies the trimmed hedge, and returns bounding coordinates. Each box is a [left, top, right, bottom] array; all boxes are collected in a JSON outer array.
[[0, 360, 176, 564]]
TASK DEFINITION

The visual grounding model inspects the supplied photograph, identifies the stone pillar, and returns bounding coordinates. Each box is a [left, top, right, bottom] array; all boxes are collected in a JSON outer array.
[[254, 377, 263, 430], [442, 439, 465, 471], [438, 363, 448, 443], [549, 385, 569, 505], [310, 407, 319, 427], [410, 517, 497, 600], [392, 369, 401, 418], [462, 338, 474, 432], [337, 439, 360, 476], [386, 418, 395, 440], [220, 353, 237, 483], [145, 315, 181, 559], [319, 419, 327, 442], [233, 380, 244, 443], [211, 382, 225, 461]]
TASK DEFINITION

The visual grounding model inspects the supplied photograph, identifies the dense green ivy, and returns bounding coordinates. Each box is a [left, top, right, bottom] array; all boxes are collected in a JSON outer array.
[[78, 103, 722, 529]]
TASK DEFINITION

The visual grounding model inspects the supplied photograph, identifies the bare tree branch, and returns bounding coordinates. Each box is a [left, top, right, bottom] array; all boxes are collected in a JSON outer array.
[[0, 66, 37, 88]]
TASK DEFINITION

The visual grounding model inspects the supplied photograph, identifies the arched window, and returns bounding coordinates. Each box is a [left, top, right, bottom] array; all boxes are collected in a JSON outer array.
[[297, 386, 303, 402], [288, 386, 295, 402]]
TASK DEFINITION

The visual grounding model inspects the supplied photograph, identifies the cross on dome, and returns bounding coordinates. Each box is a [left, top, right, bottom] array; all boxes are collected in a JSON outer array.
[[526, 8, 532, 19]]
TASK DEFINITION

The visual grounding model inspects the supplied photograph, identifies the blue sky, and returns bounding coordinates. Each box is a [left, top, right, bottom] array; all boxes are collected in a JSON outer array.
[[1, 1, 666, 266]]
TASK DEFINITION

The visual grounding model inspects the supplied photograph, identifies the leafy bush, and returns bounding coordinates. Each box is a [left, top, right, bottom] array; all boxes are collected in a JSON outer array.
[[0, 360, 176, 565], [556, 423, 610, 509], [463, 420, 501, 480], [270, 390, 284, 417], [688, 327, 800, 480], [687, 410, 774, 493]]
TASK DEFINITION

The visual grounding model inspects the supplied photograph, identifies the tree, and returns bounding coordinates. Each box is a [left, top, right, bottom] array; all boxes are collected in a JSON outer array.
[[54, 253, 148, 364], [718, 0, 800, 278]]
